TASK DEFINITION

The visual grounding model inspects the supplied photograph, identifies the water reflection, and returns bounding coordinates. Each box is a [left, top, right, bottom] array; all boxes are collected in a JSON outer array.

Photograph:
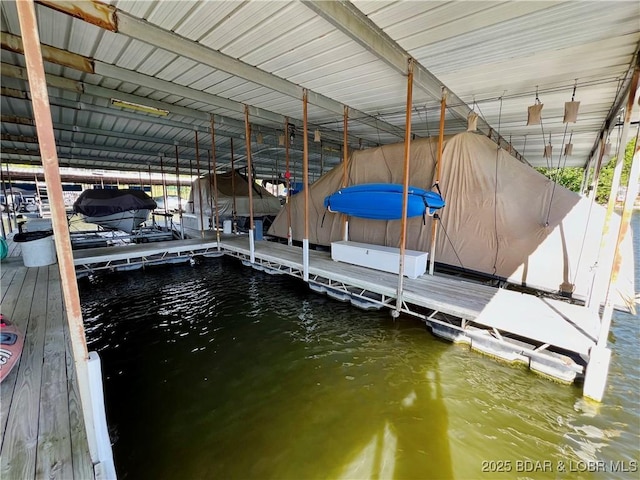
[[79, 224, 639, 480]]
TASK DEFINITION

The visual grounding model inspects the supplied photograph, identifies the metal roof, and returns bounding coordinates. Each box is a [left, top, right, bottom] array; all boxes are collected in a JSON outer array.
[[1, 0, 639, 184]]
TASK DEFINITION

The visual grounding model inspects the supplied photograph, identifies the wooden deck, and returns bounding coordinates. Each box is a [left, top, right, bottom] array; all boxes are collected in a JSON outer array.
[[1, 243, 94, 479]]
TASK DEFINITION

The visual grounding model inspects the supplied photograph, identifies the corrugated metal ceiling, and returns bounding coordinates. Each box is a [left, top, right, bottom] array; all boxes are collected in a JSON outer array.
[[1, 0, 638, 186]]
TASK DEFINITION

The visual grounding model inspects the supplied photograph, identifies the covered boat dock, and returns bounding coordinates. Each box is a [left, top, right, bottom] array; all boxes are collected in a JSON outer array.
[[1, 1, 638, 478]]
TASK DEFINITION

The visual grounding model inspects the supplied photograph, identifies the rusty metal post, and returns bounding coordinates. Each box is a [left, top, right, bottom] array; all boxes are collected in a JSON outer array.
[[174, 144, 184, 239], [589, 67, 639, 310], [195, 130, 205, 238], [285, 117, 292, 246], [394, 59, 415, 318], [429, 88, 447, 275], [302, 90, 310, 281], [210, 115, 221, 248], [159, 153, 168, 219], [15, 0, 98, 462], [230, 137, 237, 233], [244, 105, 255, 262], [342, 106, 349, 241], [4, 164, 16, 232]]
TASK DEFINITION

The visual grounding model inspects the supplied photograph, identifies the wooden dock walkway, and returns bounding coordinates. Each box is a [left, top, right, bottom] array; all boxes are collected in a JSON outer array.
[[1, 252, 94, 479]]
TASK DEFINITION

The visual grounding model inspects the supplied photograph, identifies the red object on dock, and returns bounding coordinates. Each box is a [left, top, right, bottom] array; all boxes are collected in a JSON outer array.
[[0, 314, 24, 383]]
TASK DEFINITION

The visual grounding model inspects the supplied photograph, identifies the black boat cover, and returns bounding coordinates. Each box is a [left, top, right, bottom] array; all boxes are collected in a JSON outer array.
[[73, 189, 157, 217]]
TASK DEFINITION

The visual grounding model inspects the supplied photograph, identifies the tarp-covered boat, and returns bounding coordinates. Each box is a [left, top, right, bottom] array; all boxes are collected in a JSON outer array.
[[324, 183, 445, 220], [0, 315, 24, 383], [74, 189, 157, 233], [188, 169, 282, 230], [268, 132, 635, 310]]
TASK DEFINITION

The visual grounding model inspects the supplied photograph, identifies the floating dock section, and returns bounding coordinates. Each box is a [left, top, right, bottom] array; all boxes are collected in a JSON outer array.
[[220, 236, 599, 384], [65, 233, 600, 384]]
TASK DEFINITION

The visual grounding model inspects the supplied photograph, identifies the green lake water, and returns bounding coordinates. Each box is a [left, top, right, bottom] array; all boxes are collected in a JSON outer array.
[[80, 216, 639, 480]]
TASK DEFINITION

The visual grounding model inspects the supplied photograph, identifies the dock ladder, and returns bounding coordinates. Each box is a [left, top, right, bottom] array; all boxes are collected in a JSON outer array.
[[35, 175, 51, 218]]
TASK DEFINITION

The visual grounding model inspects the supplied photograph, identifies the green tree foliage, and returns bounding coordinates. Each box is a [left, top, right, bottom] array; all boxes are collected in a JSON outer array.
[[535, 137, 637, 205], [595, 136, 636, 204], [535, 166, 584, 193]]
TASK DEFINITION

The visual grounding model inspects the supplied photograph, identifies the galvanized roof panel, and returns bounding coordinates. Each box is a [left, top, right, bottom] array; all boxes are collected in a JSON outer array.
[[1, 0, 638, 177]]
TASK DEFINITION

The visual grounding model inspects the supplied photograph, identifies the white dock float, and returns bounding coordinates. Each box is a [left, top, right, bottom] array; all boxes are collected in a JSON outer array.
[[219, 236, 600, 386], [64, 234, 610, 393], [73, 238, 221, 275], [331, 240, 428, 279]]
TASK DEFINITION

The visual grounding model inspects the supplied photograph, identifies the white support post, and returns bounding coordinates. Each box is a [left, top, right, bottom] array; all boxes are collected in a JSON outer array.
[[303, 238, 309, 282], [249, 227, 255, 264], [87, 352, 117, 479], [583, 346, 612, 402]]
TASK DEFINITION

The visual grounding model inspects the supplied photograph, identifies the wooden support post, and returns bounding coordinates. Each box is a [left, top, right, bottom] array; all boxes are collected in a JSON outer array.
[[244, 105, 255, 263], [302, 90, 310, 281], [429, 88, 447, 275], [15, 0, 103, 471], [394, 59, 414, 318], [195, 130, 205, 238], [210, 115, 221, 248]]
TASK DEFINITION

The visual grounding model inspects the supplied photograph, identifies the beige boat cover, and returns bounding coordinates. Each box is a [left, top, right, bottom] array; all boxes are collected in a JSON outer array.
[[188, 170, 282, 218], [268, 132, 635, 310]]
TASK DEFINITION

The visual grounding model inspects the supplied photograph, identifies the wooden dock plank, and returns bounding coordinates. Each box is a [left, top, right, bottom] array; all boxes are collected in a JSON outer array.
[[1, 252, 95, 479], [0, 258, 27, 314], [242, 237, 497, 320], [36, 264, 74, 480], [0, 265, 37, 445], [0, 267, 48, 480], [221, 236, 598, 352]]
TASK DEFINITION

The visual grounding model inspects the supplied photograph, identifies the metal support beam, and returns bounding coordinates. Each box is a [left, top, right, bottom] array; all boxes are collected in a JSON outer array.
[[1, 31, 94, 73], [34, 0, 405, 140], [1, 61, 368, 155], [587, 48, 640, 169], [394, 59, 414, 318], [302, 0, 528, 164]]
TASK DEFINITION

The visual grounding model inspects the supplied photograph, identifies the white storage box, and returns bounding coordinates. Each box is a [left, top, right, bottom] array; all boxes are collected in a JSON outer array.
[[331, 240, 428, 279]]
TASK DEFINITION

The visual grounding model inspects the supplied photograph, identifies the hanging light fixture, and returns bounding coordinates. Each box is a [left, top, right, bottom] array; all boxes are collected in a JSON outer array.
[[111, 98, 169, 116], [314, 129, 321, 142], [278, 133, 285, 146]]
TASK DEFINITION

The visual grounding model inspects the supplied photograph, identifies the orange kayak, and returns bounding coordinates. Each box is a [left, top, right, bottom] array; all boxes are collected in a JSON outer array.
[[0, 315, 24, 383]]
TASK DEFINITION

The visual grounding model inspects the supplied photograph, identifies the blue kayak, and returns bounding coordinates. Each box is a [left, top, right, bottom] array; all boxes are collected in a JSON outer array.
[[323, 183, 445, 220]]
